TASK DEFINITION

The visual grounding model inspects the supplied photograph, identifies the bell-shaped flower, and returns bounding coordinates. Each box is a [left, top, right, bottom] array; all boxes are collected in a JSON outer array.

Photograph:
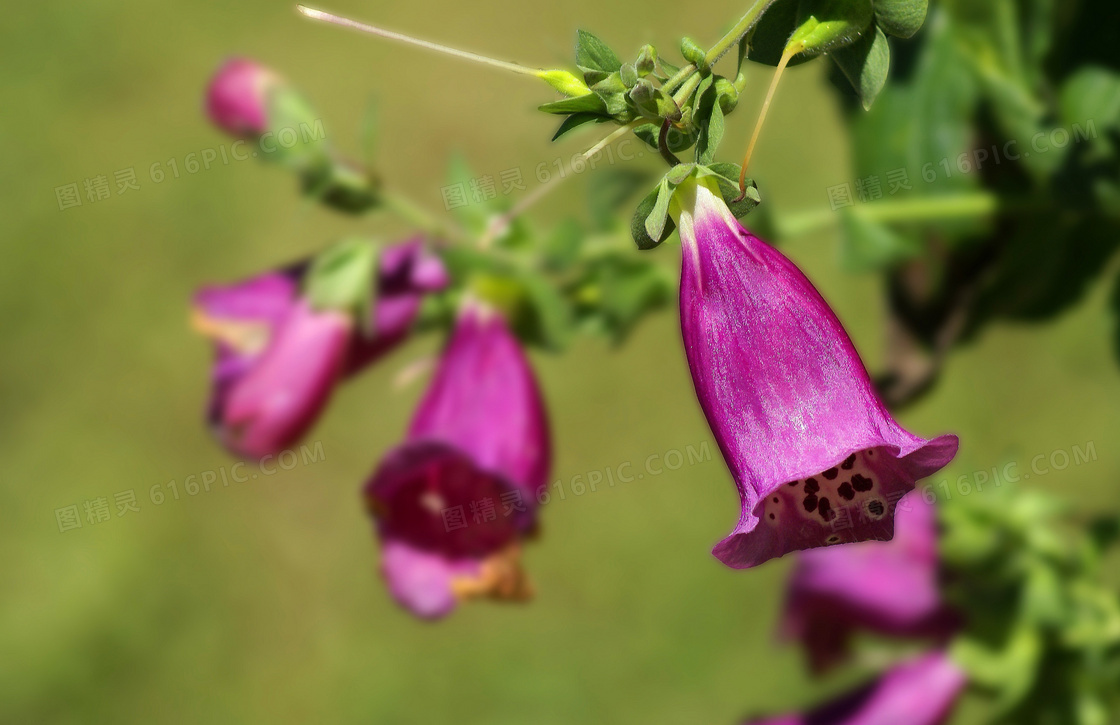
[[192, 239, 447, 458], [742, 651, 967, 725], [364, 301, 550, 619], [673, 177, 958, 568], [781, 492, 958, 673]]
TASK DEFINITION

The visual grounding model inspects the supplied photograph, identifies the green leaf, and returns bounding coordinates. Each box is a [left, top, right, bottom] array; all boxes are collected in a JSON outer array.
[[832, 24, 891, 109], [304, 238, 378, 328], [516, 269, 573, 350], [576, 29, 622, 76], [538, 93, 608, 115], [551, 112, 608, 141], [873, 0, 928, 38]]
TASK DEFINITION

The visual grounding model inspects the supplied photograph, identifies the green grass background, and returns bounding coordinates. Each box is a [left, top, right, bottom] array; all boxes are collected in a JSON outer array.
[[2, 0, 1118, 722]]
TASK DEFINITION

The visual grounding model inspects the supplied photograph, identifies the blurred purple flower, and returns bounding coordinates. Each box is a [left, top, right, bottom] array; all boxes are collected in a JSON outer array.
[[781, 492, 958, 673], [192, 239, 447, 458], [742, 651, 967, 725], [675, 177, 958, 568], [205, 58, 281, 136], [219, 298, 351, 459], [364, 301, 550, 619]]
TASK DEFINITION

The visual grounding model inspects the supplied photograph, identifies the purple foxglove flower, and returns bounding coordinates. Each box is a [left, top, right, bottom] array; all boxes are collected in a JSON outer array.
[[364, 302, 550, 619], [193, 239, 447, 458], [674, 177, 958, 568], [742, 651, 967, 725], [782, 492, 958, 673], [344, 237, 450, 376], [219, 298, 351, 459], [205, 58, 282, 136]]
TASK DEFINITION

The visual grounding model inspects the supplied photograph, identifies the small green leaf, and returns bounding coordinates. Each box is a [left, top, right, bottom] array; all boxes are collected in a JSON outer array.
[[576, 29, 622, 75], [551, 112, 607, 141], [832, 24, 891, 109], [873, 0, 927, 38]]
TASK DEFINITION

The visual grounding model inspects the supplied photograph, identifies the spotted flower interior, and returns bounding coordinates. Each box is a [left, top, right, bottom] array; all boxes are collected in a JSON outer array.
[[759, 448, 908, 548]]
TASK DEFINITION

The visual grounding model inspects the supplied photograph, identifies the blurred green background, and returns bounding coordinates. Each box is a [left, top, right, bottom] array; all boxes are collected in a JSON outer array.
[[3, 0, 1119, 722]]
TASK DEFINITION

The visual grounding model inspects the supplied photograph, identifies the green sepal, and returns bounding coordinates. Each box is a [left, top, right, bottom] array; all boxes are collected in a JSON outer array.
[[631, 179, 678, 250], [304, 238, 378, 331], [695, 101, 725, 165], [634, 122, 697, 153], [701, 162, 761, 218]]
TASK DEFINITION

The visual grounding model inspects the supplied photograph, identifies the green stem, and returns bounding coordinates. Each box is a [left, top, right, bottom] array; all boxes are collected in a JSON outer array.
[[663, 0, 777, 95], [777, 192, 1001, 238], [380, 189, 465, 243]]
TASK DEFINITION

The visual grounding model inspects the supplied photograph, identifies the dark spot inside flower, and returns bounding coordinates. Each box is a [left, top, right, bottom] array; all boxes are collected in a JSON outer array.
[[787, 480, 799, 487], [818, 497, 835, 521], [803, 495, 818, 512], [804, 478, 820, 494], [867, 450, 874, 456], [837, 482, 855, 501], [866, 499, 885, 518], [773, 496, 780, 504], [823, 468, 839, 480], [851, 474, 873, 492], [826, 534, 842, 544], [841, 454, 856, 470], [769, 513, 776, 520]]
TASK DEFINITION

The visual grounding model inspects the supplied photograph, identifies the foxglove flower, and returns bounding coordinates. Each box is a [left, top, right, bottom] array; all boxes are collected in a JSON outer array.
[[782, 492, 957, 673], [193, 239, 446, 458], [674, 177, 958, 568], [742, 651, 966, 725], [364, 302, 550, 619]]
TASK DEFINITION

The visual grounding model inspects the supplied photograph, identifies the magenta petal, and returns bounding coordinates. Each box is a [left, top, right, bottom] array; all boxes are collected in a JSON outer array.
[[205, 58, 279, 136], [782, 493, 957, 673], [405, 302, 550, 496], [675, 179, 957, 568], [743, 651, 967, 725], [380, 540, 481, 620], [221, 300, 350, 458]]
